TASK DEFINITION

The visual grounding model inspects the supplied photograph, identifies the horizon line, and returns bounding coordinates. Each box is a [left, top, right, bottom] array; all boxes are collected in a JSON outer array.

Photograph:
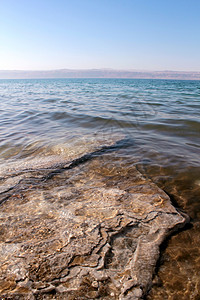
[[0, 68, 200, 80], [1, 68, 200, 73]]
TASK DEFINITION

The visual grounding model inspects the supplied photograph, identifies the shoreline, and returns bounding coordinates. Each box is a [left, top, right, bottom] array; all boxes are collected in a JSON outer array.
[[1, 69, 200, 80], [0, 145, 189, 299]]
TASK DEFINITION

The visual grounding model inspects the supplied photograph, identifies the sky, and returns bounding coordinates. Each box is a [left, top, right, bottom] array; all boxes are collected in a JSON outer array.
[[0, 0, 200, 71]]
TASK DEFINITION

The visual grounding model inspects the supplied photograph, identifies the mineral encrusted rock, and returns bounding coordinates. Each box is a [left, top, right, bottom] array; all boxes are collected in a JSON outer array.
[[0, 150, 188, 299]]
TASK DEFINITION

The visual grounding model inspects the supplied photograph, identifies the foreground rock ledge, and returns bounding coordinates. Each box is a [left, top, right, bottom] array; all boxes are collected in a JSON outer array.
[[0, 154, 188, 299]]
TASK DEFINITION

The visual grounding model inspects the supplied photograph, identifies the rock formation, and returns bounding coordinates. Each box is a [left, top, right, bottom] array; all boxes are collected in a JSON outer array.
[[0, 145, 188, 299]]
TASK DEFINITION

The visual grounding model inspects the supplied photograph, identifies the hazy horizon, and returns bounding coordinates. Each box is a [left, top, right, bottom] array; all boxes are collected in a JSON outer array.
[[1, 67, 200, 72], [1, 68, 200, 80]]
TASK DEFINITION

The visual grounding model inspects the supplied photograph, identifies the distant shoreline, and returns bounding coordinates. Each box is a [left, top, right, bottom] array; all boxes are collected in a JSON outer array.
[[0, 69, 200, 80]]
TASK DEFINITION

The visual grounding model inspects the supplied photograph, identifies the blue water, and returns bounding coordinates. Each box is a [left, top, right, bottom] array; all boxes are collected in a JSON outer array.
[[0, 79, 200, 164], [0, 78, 200, 297]]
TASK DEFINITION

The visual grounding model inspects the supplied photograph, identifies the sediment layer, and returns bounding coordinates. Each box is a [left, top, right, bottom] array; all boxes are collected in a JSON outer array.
[[0, 148, 188, 299]]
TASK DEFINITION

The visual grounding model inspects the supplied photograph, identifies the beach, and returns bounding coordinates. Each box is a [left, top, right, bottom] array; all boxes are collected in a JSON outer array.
[[0, 78, 200, 298]]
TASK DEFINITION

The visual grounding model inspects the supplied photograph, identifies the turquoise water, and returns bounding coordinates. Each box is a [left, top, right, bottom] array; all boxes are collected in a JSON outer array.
[[0, 78, 200, 298], [1, 79, 199, 164]]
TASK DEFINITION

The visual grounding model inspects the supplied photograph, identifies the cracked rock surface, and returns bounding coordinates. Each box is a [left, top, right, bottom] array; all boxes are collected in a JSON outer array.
[[0, 150, 188, 299]]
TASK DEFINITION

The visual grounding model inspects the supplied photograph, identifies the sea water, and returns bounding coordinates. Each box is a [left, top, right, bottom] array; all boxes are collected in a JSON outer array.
[[0, 78, 200, 298]]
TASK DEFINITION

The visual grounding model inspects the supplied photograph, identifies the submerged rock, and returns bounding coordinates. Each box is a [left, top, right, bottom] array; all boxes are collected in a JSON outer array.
[[0, 150, 188, 299]]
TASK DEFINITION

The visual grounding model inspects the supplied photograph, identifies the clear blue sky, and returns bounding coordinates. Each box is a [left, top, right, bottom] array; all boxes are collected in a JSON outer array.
[[0, 0, 200, 71]]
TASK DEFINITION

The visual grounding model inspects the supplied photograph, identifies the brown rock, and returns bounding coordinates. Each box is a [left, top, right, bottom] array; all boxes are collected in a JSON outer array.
[[0, 149, 188, 299]]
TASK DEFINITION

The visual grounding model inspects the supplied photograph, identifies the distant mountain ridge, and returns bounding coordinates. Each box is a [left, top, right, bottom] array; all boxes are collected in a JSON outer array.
[[0, 69, 200, 80]]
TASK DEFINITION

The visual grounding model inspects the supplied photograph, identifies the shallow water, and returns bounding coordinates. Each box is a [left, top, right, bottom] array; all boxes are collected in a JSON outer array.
[[0, 78, 200, 298]]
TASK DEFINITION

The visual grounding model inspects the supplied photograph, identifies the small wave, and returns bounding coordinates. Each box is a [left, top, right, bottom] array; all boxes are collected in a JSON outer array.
[[0, 133, 125, 177]]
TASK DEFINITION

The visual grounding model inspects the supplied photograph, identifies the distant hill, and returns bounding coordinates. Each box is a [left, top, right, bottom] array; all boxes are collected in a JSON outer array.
[[0, 69, 200, 80]]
